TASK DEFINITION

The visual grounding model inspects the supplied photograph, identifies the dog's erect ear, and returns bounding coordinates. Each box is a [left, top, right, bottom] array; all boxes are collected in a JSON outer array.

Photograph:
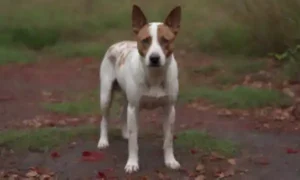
[[132, 5, 148, 35], [164, 6, 181, 35]]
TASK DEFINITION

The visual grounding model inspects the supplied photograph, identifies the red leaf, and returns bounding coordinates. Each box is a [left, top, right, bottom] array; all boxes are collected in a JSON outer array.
[[83, 57, 93, 64], [0, 95, 14, 102], [190, 149, 197, 154], [173, 135, 177, 140], [81, 151, 104, 161], [286, 148, 299, 154], [50, 152, 60, 158], [96, 171, 107, 179], [82, 151, 91, 156], [253, 157, 270, 166]]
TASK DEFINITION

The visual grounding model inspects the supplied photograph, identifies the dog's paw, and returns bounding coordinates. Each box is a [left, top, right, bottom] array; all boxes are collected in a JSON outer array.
[[165, 158, 181, 170], [124, 160, 139, 173], [97, 139, 109, 149]]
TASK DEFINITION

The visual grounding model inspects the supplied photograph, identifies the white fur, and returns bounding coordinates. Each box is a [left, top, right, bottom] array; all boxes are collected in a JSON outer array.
[[97, 23, 180, 173]]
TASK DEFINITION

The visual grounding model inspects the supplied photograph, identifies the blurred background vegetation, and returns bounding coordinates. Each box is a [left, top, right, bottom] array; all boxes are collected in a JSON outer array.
[[0, 0, 299, 78]]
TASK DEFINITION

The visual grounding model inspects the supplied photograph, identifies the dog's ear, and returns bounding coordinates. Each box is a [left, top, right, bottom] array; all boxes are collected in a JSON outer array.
[[164, 6, 181, 35], [132, 5, 148, 35]]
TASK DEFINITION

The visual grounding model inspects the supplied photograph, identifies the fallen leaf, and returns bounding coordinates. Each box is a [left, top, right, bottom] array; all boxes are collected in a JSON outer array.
[[173, 135, 177, 140], [253, 157, 270, 166], [215, 172, 225, 178], [210, 152, 225, 160], [82, 151, 104, 161], [0, 95, 14, 102], [8, 174, 18, 180], [224, 167, 235, 177], [194, 175, 205, 180], [190, 149, 198, 154], [156, 171, 165, 179], [227, 158, 236, 165], [139, 176, 150, 180], [286, 148, 298, 154], [50, 151, 60, 158], [282, 88, 295, 97], [195, 163, 205, 172], [83, 57, 94, 64], [26, 170, 38, 177], [96, 171, 107, 179], [40, 174, 52, 180]]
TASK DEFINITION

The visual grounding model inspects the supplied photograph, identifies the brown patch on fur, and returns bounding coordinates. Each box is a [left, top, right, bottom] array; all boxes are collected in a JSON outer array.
[[136, 25, 151, 57], [118, 51, 130, 67], [157, 24, 176, 57]]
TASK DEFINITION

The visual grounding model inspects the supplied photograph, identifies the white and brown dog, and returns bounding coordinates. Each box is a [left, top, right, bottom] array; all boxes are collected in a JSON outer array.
[[97, 4, 181, 173]]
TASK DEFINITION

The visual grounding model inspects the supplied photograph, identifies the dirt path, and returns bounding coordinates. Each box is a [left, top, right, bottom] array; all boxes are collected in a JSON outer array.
[[1, 58, 300, 179]]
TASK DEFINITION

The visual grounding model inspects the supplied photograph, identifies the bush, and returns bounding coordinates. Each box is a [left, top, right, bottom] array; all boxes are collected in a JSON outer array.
[[11, 27, 60, 50], [225, 0, 300, 55]]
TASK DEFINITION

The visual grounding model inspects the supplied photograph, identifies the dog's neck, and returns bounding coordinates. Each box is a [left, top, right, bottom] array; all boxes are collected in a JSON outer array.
[[144, 67, 166, 87]]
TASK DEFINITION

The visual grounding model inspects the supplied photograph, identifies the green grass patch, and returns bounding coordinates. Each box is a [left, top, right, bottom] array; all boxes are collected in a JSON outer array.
[[47, 42, 107, 58], [175, 130, 237, 156], [214, 74, 239, 85], [0, 126, 122, 152], [0, 126, 98, 151], [43, 100, 99, 116], [0, 46, 36, 65], [43, 90, 122, 116], [229, 59, 267, 75], [179, 86, 291, 109]]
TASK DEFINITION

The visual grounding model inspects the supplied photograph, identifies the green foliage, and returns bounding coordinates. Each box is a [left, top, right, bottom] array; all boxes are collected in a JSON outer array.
[[179, 86, 291, 109], [11, 27, 60, 50], [0, 46, 36, 65], [175, 130, 237, 156], [0, 126, 98, 151]]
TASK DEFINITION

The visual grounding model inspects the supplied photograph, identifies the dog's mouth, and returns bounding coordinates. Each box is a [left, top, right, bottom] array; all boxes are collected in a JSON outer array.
[[149, 64, 161, 68]]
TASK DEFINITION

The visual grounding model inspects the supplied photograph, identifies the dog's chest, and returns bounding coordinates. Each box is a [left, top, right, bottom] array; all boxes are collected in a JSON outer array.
[[139, 86, 169, 109]]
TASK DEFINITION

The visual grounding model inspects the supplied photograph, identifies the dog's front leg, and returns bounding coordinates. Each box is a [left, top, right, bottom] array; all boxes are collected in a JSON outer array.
[[124, 103, 139, 173], [163, 105, 180, 169]]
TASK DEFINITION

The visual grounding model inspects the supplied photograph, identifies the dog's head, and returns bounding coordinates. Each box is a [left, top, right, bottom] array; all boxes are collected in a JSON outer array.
[[132, 5, 181, 68]]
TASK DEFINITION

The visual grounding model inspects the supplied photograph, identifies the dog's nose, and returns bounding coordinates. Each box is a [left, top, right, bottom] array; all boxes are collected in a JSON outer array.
[[149, 54, 160, 66]]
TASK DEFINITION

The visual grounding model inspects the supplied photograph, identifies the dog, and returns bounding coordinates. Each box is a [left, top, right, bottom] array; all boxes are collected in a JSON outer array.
[[97, 4, 181, 173]]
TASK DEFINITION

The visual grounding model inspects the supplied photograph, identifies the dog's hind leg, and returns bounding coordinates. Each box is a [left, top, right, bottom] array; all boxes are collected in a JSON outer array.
[[120, 97, 129, 139], [97, 56, 116, 149]]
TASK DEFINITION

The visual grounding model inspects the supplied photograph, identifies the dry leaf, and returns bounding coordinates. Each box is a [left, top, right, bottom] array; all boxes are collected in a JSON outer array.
[[227, 158, 236, 165], [40, 174, 53, 180], [195, 163, 205, 172], [210, 152, 225, 160], [157, 171, 165, 179], [224, 167, 235, 177], [194, 175, 205, 180], [282, 88, 295, 97], [8, 174, 19, 180], [26, 170, 38, 177]]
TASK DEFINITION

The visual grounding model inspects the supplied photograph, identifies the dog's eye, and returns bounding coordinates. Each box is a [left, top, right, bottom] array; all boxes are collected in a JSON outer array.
[[141, 37, 151, 45], [161, 37, 169, 44]]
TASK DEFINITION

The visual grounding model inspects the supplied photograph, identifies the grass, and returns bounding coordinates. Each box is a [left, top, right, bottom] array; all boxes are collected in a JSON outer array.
[[179, 86, 292, 109], [175, 130, 237, 157], [0, 125, 99, 151], [0, 0, 298, 62], [43, 100, 100, 116], [46, 42, 108, 58], [0, 46, 36, 65], [229, 59, 267, 75], [43, 91, 122, 116], [214, 74, 239, 85], [0, 126, 237, 157]]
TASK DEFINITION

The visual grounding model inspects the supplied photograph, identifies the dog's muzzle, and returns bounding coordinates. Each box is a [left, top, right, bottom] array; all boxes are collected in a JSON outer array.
[[149, 53, 161, 67]]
